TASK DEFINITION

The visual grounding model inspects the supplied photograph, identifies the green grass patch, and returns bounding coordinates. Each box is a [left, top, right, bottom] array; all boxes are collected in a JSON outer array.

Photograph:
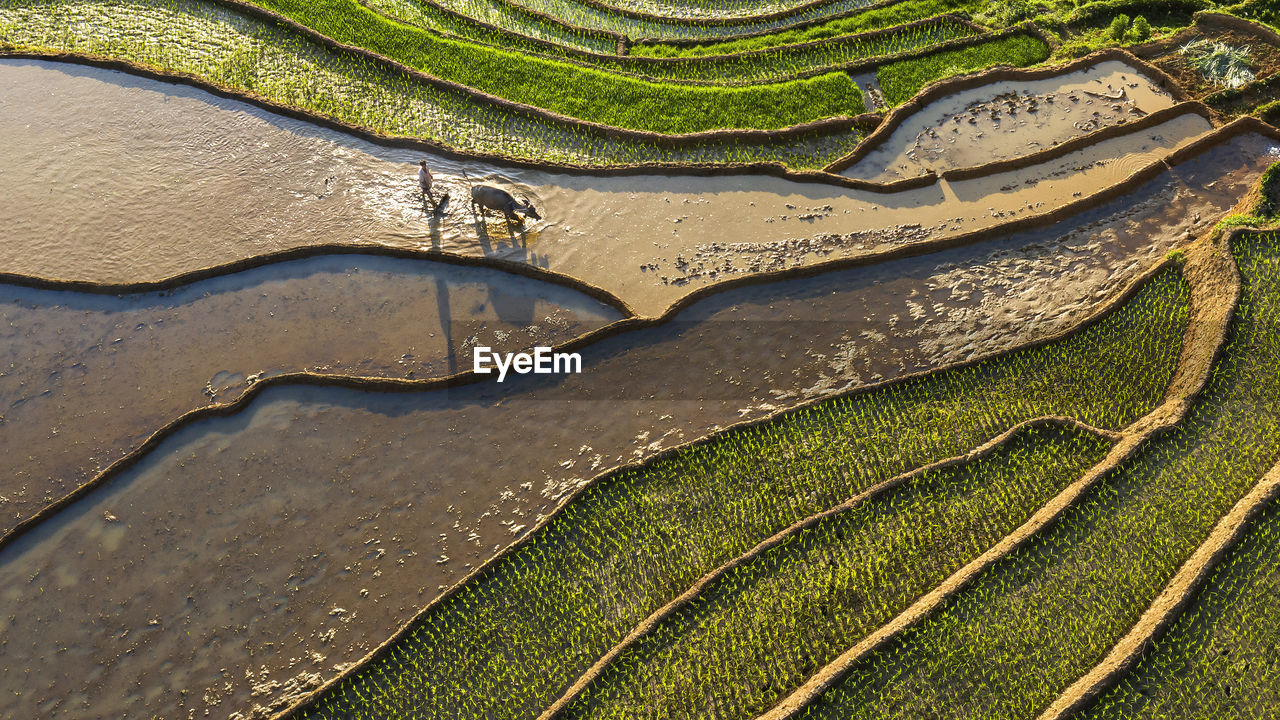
[[246, 0, 865, 132], [293, 267, 1189, 720], [876, 32, 1050, 105], [798, 234, 1280, 720], [561, 425, 1112, 720], [1081, 470, 1280, 719], [631, 0, 981, 56]]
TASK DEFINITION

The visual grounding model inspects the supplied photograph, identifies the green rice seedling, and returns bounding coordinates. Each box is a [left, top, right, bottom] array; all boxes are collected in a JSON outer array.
[[475, 0, 884, 41], [1081, 472, 1280, 718], [576, 0, 827, 21], [875, 32, 1050, 106], [797, 233, 1280, 720], [629, 0, 982, 57], [0, 0, 865, 166], [1180, 39, 1256, 89], [234, 0, 864, 132], [291, 268, 1189, 720], [560, 425, 1112, 720], [387, 0, 622, 54], [370, 0, 978, 85]]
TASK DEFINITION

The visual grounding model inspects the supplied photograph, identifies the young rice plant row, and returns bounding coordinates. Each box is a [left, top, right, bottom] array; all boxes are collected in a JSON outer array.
[[558, 425, 1112, 720], [0, 0, 866, 167], [292, 267, 1189, 720], [798, 234, 1280, 720]]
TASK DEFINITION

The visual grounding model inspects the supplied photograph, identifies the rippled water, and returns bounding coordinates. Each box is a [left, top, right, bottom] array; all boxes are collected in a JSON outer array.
[[0, 254, 622, 535], [843, 60, 1180, 182], [1, 126, 1273, 718], [1, 54, 1275, 720], [0, 58, 1216, 318]]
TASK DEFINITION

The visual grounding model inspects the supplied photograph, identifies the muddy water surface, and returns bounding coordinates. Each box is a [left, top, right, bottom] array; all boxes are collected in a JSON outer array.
[[842, 60, 1179, 182], [1, 131, 1273, 720], [0, 59, 1213, 318], [0, 255, 621, 534]]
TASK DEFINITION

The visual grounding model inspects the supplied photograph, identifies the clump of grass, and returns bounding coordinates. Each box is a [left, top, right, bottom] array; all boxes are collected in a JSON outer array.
[[1180, 38, 1256, 89], [798, 234, 1280, 720], [875, 33, 1050, 106], [1108, 13, 1130, 40], [292, 268, 1189, 720]]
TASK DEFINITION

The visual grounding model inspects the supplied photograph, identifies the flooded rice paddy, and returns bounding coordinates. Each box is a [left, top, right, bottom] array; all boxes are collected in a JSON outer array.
[[0, 62, 1273, 713], [0, 254, 621, 536], [3, 47, 1280, 720], [842, 60, 1181, 182], [0, 58, 1217, 318]]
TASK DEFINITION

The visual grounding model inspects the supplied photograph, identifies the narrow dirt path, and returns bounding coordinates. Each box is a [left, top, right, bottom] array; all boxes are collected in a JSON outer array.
[[747, 229, 1241, 720], [531, 416, 1121, 720], [1034, 453, 1280, 719]]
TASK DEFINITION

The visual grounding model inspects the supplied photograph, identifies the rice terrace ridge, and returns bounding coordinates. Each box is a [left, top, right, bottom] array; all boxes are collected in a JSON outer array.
[[7, 0, 1280, 718]]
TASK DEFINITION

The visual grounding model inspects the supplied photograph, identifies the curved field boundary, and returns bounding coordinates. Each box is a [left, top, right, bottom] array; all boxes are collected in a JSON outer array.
[[0, 106, 1268, 560], [824, 46, 1188, 173], [0, 167, 1208, 557], [532, 416, 1121, 720], [0, 50, 1263, 318], [265, 238, 1190, 720], [1063, 0, 1210, 28], [0, 52, 1261, 317], [748, 230, 1242, 720], [1036, 439, 1280, 718], [414, 0, 930, 50], [170, 0, 866, 138], [938, 101, 1219, 182], [519, 0, 884, 30], [1133, 10, 1280, 60], [363, 2, 983, 87], [629, 0, 941, 45], [389, 0, 911, 54], [0, 49, 878, 177], [0, 244, 635, 317]]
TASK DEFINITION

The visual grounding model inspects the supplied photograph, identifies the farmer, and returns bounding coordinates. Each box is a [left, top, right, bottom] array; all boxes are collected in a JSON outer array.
[[417, 159, 438, 209]]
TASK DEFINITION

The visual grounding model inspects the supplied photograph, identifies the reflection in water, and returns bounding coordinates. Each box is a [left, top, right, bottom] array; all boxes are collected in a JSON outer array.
[[0, 254, 622, 535], [0, 131, 1273, 720]]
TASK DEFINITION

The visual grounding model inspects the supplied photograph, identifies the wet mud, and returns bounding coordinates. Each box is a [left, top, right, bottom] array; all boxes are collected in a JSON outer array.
[[0, 130, 1272, 719], [842, 60, 1178, 183], [0, 59, 1216, 319], [0, 255, 621, 535]]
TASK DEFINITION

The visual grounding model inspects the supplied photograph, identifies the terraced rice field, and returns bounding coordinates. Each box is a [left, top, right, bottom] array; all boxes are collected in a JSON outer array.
[[6, 1, 1280, 719]]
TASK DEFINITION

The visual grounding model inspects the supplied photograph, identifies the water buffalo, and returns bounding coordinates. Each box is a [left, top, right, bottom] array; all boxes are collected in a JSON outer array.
[[470, 184, 541, 223]]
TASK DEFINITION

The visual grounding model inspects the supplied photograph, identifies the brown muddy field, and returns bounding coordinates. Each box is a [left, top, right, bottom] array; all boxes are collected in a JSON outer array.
[[0, 124, 1273, 719], [0, 255, 622, 535], [0, 59, 1217, 318], [842, 60, 1179, 182]]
